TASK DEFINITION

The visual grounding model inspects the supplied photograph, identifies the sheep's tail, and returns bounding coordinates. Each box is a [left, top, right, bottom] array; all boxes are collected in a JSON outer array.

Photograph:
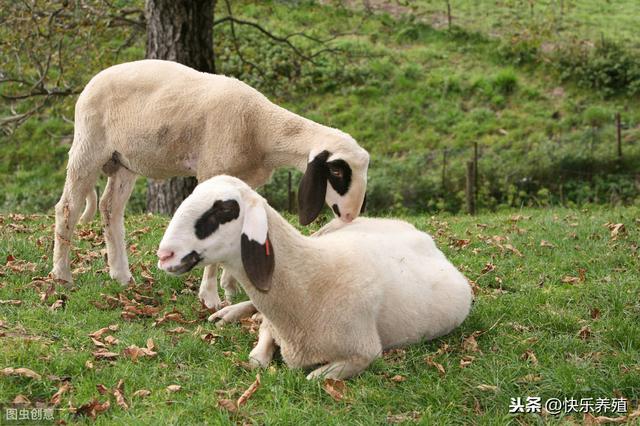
[[78, 187, 98, 224]]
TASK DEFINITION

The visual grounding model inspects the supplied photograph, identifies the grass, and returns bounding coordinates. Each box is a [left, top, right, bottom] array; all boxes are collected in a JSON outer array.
[[1, 207, 639, 424]]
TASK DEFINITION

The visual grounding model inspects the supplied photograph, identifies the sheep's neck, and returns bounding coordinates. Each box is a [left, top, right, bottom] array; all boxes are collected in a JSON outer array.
[[257, 102, 333, 172], [225, 205, 324, 329]]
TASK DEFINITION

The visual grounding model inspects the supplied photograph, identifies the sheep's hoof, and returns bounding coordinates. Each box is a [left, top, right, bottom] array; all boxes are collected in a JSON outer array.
[[109, 270, 133, 286], [199, 291, 223, 311], [51, 268, 73, 284], [248, 355, 269, 370]]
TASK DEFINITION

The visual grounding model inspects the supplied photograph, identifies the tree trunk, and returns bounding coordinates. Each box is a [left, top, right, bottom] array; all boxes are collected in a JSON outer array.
[[144, 0, 215, 214]]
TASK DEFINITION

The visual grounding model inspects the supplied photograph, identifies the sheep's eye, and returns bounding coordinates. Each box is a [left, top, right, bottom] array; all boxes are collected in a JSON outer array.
[[329, 168, 343, 178]]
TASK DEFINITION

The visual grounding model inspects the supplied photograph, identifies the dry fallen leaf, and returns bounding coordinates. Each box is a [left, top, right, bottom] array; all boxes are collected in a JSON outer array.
[[13, 394, 31, 406], [578, 325, 592, 340], [166, 385, 182, 393], [518, 374, 542, 383], [123, 344, 157, 362], [167, 327, 188, 334], [460, 356, 475, 368], [521, 349, 538, 365], [132, 389, 151, 398], [50, 382, 70, 405], [0, 300, 22, 306], [390, 375, 406, 383], [1, 367, 41, 380], [96, 384, 109, 395], [322, 378, 346, 402], [590, 307, 601, 320], [114, 379, 128, 410], [217, 398, 237, 413], [386, 411, 421, 424], [88, 325, 119, 339], [462, 332, 481, 353], [237, 374, 261, 406], [93, 350, 119, 360], [540, 240, 555, 248], [85, 360, 94, 369], [425, 356, 446, 377], [91, 337, 106, 348], [504, 244, 523, 257], [72, 399, 111, 420], [476, 384, 498, 392], [561, 275, 580, 284], [104, 335, 120, 345]]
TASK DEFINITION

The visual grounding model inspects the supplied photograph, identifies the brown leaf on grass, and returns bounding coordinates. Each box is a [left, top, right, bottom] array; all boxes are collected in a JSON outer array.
[[425, 356, 446, 377], [540, 240, 555, 248], [153, 310, 197, 327], [462, 332, 481, 353], [92, 350, 119, 360], [390, 375, 406, 383], [584, 405, 640, 424], [166, 385, 182, 393], [49, 299, 66, 311], [123, 344, 157, 362], [88, 325, 119, 339], [452, 239, 471, 249], [322, 378, 346, 402], [91, 337, 106, 348], [604, 223, 626, 240], [1, 367, 41, 380], [480, 263, 495, 274], [521, 349, 538, 365], [113, 379, 128, 410], [96, 384, 109, 395], [386, 411, 421, 424], [561, 275, 580, 284], [476, 384, 498, 392], [132, 389, 151, 398], [517, 374, 542, 383], [104, 335, 119, 345], [13, 394, 31, 406], [218, 398, 238, 413], [578, 268, 587, 282], [460, 356, 475, 368], [504, 244, 523, 257], [237, 374, 261, 406], [200, 332, 221, 344], [72, 399, 111, 419], [85, 360, 94, 369], [50, 382, 70, 405], [146, 338, 155, 352], [590, 308, 601, 319], [578, 325, 592, 340], [0, 300, 22, 306], [382, 348, 406, 363], [167, 327, 188, 334]]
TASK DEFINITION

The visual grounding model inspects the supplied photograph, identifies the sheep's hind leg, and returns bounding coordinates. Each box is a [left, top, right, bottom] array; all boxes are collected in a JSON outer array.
[[306, 356, 376, 380], [52, 170, 101, 283], [249, 318, 276, 369], [100, 167, 137, 285], [220, 267, 240, 303], [208, 300, 257, 327], [199, 265, 223, 310]]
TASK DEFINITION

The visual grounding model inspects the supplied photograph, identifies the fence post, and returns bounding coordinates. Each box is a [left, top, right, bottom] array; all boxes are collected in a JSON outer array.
[[441, 149, 447, 194], [616, 112, 622, 160], [287, 171, 293, 213], [466, 161, 476, 215], [473, 142, 479, 208]]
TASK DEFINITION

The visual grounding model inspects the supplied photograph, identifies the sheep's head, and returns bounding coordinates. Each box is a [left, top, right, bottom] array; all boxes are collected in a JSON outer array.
[[157, 175, 274, 291], [298, 136, 369, 226]]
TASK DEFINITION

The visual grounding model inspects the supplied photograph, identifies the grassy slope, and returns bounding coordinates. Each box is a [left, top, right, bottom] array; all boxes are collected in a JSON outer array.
[[1, 207, 638, 424], [2, 1, 639, 214]]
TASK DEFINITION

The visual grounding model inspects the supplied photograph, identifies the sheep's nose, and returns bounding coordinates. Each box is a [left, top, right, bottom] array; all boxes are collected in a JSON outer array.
[[157, 249, 175, 262], [344, 213, 354, 222]]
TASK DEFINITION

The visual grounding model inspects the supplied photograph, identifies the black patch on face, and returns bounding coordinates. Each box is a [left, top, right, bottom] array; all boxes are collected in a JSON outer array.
[[241, 233, 275, 292], [327, 159, 352, 196], [195, 199, 240, 239], [331, 203, 341, 217], [167, 250, 202, 274]]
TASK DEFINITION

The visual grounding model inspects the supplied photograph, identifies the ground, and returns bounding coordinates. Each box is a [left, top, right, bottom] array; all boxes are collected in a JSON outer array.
[[1, 207, 638, 424]]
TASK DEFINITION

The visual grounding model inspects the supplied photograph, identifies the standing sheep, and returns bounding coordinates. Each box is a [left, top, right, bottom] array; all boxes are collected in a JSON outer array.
[[51, 59, 369, 309], [157, 176, 473, 379]]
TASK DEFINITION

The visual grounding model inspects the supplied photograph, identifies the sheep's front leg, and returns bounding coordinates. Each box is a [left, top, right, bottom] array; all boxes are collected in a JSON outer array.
[[100, 168, 137, 285], [199, 264, 223, 310], [306, 356, 376, 380], [249, 318, 276, 369], [208, 300, 257, 327], [219, 267, 239, 303]]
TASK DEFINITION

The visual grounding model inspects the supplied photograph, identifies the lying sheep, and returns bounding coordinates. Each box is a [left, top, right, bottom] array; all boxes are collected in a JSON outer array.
[[51, 59, 369, 309], [157, 175, 473, 380]]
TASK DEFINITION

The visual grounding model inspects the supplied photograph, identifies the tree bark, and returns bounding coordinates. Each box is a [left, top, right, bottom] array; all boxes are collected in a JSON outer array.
[[144, 0, 215, 214]]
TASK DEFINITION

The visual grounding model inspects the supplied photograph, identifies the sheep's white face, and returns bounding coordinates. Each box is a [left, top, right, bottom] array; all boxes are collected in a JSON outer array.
[[157, 176, 275, 291], [298, 143, 369, 226]]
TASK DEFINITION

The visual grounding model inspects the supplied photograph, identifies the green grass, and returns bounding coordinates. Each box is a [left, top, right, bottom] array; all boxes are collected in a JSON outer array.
[[1, 207, 639, 424]]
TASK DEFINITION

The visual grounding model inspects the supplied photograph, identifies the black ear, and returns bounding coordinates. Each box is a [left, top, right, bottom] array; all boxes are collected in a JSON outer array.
[[241, 233, 275, 292], [298, 150, 330, 225]]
